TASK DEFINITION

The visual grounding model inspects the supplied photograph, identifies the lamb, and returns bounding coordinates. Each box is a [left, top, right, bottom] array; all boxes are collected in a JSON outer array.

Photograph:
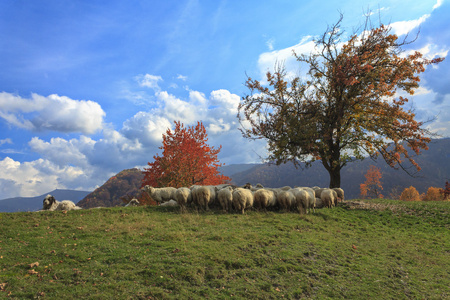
[[160, 200, 179, 207], [232, 188, 254, 214], [142, 186, 177, 204], [125, 198, 140, 207], [277, 190, 296, 211], [216, 186, 233, 212], [253, 189, 277, 210], [42, 194, 82, 211], [175, 187, 191, 212], [321, 188, 337, 208]]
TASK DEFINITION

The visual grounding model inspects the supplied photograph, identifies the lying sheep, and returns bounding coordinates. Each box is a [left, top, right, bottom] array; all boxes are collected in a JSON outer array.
[[125, 198, 140, 207], [232, 188, 254, 214], [175, 187, 191, 212], [216, 186, 233, 212], [42, 195, 82, 211], [253, 189, 277, 210], [160, 200, 179, 207], [142, 186, 177, 204]]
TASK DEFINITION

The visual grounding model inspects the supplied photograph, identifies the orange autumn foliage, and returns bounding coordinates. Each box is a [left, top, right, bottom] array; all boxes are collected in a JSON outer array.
[[142, 121, 230, 188], [400, 186, 421, 201], [422, 187, 445, 201], [360, 165, 383, 199]]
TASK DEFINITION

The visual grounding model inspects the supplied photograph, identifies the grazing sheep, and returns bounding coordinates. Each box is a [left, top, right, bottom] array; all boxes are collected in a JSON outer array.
[[42, 195, 82, 211], [175, 187, 191, 211], [314, 197, 324, 208], [297, 187, 316, 213], [277, 190, 296, 211], [321, 189, 336, 208], [253, 189, 277, 211], [232, 188, 254, 214], [312, 187, 326, 198], [125, 198, 140, 207], [216, 186, 233, 212], [196, 186, 212, 210], [142, 186, 177, 204], [333, 188, 345, 202]]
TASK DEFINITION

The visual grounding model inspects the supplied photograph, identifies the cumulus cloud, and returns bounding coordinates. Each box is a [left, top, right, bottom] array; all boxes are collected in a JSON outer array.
[[0, 92, 105, 134], [0, 157, 91, 198]]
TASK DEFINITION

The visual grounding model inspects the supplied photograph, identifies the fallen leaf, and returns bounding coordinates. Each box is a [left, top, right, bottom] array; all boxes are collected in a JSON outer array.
[[29, 262, 39, 268], [0, 283, 7, 291], [352, 245, 357, 250], [28, 269, 38, 275]]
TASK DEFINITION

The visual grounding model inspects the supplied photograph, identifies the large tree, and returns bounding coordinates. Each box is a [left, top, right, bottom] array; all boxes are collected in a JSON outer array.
[[238, 16, 443, 188], [142, 121, 230, 188]]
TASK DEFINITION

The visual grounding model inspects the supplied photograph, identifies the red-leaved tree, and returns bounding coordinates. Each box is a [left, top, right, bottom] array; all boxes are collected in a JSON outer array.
[[360, 165, 383, 199], [142, 121, 230, 188]]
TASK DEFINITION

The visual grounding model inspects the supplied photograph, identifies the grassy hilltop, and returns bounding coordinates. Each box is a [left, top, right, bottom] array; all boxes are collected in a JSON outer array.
[[0, 200, 449, 299]]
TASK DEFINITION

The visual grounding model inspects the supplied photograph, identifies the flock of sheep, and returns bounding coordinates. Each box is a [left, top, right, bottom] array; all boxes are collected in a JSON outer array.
[[142, 184, 345, 214], [38, 184, 344, 214]]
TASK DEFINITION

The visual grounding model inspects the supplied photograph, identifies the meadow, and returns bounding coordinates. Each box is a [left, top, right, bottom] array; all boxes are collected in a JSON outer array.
[[0, 200, 449, 299]]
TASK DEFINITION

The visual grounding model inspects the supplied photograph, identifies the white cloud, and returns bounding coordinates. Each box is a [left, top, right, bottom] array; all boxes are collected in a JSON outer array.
[[390, 14, 430, 37], [177, 74, 188, 81], [135, 74, 163, 91], [121, 112, 172, 146], [0, 92, 105, 134], [0, 157, 90, 199], [433, 0, 443, 10], [258, 36, 316, 81], [0, 138, 12, 146]]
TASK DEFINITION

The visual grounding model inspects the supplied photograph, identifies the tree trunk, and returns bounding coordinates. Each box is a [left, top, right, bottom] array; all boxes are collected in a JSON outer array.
[[328, 166, 341, 188]]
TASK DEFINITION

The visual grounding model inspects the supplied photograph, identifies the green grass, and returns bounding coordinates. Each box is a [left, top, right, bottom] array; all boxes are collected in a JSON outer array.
[[1, 200, 449, 299]]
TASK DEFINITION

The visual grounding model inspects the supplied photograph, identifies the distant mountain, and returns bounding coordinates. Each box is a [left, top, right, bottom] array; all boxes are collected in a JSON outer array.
[[0, 189, 91, 213], [230, 138, 450, 199], [77, 168, 144, 208], [219, 164, 259, 178]]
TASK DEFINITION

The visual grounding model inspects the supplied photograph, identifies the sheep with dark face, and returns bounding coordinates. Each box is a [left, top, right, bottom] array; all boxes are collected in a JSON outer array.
[[42, 195, 82, 211]]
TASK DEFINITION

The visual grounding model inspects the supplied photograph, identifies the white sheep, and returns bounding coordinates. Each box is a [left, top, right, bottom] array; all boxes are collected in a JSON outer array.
[[321, 189, 336, 208], [42, 195, 82, 211], [216, 186, 233, 212], [333, 188, 345, 202], [253, 189, 277, 210], [175, 187, 191, 212], [125, 198, 140, 207], [277, 190, 296, 211], [160, 200, 179, 207], [292, 188, 316, 214], [142, 186, 177, 204], [232, 188, 254, 214], [196, 186, 213, 211]]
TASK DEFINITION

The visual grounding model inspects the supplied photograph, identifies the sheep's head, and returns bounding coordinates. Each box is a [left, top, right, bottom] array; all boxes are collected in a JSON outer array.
[[243, 183, 252, 189], [142, 185, 154, 193], [43, 195, 56, 210]]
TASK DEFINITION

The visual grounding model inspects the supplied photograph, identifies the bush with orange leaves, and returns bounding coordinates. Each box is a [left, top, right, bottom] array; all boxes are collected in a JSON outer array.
[[422, 187, 445, 201], [400, 186, 421, 201]]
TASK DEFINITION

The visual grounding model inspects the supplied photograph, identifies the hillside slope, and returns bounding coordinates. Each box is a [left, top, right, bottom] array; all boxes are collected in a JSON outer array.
[[77, 168, 144, 208]]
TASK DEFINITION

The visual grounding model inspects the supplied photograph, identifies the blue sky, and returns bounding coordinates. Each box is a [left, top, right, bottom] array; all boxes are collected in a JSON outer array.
[[0, 0, 449, 198]]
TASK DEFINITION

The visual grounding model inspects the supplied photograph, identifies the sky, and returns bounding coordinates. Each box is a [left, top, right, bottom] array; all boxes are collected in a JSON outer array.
[[0, 0, 449, 199]]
